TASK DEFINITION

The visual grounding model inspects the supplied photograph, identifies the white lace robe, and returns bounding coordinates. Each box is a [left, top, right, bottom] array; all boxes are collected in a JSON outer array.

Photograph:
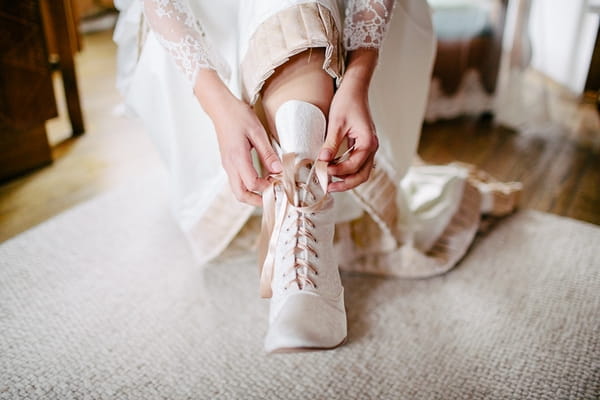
[[121, 0, 500, 279], [142, 0, 396, 87]]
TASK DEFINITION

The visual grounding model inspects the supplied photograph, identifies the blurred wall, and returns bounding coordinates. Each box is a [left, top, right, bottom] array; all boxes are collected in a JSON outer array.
[[528, 0, 598, 94]]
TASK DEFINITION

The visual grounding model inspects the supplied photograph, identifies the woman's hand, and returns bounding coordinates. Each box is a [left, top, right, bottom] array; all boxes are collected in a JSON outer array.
[[319, 49, 380, 193], [195, 70, 282, 206]]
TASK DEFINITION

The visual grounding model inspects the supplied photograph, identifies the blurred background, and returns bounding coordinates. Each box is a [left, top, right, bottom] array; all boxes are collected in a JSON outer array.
[[0, 0, 599, 241]]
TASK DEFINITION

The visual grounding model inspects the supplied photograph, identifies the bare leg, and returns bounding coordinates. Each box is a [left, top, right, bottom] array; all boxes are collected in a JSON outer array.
[[260, 48, 334, 142]]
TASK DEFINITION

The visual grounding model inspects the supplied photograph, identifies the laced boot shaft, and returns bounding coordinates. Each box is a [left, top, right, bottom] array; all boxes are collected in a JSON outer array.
[[258, 155, 336, 299], [260, 99, 347, 352], [279, 159, 327, 292]]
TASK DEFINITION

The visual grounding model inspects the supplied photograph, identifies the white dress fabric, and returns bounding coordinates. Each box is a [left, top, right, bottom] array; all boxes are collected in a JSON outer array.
[[117, 0, 521, 278]]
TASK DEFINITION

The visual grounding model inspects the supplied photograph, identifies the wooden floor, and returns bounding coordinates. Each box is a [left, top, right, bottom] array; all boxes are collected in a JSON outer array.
[[0, 30, 160, 243], [0, 29, 599, 243], [419, 118, 600, 225]]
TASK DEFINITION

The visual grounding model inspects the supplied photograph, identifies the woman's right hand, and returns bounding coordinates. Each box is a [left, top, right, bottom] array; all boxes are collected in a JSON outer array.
[[194, 69, 282, 206]]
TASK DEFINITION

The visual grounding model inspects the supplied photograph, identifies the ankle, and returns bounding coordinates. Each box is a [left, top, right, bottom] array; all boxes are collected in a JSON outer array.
[[274, 100, 326, 160]]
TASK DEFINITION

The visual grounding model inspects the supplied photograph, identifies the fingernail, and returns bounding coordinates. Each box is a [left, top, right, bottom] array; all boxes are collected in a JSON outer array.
[[319, 149, 332, 161], [270, 160, 282, 172]]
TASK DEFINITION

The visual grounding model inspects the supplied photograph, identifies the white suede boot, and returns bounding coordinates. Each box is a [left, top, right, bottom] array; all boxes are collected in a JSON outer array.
[[259, 100, 347, 353]]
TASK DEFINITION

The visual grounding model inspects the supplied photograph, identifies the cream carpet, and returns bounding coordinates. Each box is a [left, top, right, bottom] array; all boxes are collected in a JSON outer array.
[[1, 173, 599, 400]]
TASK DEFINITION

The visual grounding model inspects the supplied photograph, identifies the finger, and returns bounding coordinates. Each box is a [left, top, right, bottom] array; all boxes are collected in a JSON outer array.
[[329, 132, 378, 176], [319, 117, 345, 162], [239, 190, 263, 207], [328, 148, 371, 177], [235, 148, 271, 193], [229, 173, 263, 206], [249, 127, 282, 173], [328, 154, 375, 192]]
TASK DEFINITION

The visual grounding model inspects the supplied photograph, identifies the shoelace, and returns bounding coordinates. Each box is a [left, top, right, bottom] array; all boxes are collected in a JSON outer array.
[[257, 153, 329, 298]]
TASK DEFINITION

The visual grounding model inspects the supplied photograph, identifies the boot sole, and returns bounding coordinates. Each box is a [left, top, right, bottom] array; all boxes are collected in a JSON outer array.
[[267, 336, 348, 354]]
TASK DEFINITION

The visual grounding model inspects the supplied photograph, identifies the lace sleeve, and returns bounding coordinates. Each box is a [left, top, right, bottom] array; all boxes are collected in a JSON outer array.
[[143, 0, 227, 86], [344, 0, 396, 50]]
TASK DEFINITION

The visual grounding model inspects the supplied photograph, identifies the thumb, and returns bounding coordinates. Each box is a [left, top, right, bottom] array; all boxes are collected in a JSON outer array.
[[319, 119, 345, 162], [252, 129, 282, 174]]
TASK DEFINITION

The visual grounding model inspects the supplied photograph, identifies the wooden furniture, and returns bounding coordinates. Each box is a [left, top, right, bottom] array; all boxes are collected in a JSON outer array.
[[426, 0, 508, 120], [0, 1, 56, 181], [0, 0, 84, 181], [584, 3, 600, 111], [77, 0, 115, 19], [40, 0, 84, 135], [432, 0, 507, 96]]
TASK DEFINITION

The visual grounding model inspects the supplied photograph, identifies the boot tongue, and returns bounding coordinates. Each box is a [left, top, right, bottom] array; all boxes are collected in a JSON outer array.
[[275, 100, 325, 160], [274, 100, 329, 205]]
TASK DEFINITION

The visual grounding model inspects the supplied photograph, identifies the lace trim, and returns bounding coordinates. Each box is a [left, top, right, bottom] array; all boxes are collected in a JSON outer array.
[[152, 32, 214, 83], [143, 0, 228, 85], [144, 0, 395, 84], [344, 0, 395, 50]]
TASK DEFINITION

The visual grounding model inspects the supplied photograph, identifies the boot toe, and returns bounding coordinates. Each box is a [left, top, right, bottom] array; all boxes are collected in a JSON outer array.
[[265, 291, 347, 353]]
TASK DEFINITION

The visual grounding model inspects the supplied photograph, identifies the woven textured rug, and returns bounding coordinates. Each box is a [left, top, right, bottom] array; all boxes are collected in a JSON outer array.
[[1, 173, 599, 400]]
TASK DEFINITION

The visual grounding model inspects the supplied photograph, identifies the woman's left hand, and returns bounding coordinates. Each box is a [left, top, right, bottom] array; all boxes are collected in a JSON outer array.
[[318, 49, 380, 193]]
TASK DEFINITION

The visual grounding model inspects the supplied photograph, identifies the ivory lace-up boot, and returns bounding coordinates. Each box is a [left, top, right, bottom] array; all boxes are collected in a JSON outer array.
[[259, 100, 347, 353]]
